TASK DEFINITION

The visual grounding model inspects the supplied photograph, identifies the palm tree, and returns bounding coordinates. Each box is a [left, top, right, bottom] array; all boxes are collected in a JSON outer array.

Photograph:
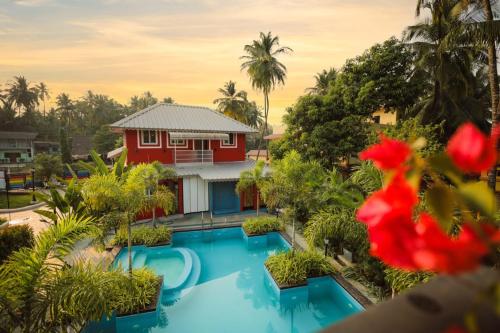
[[241, 32, 293, 160], [305, 68, 337, 95], [452, 0, 500, 189], [236, 160, 266, 216], [36, 82, 50, 116], [56, 93, 74, 129], [406, 0, 488, 136], [0, 214, 119, 332], [6, 76, 38, 117], [213, 81, 249, 123]]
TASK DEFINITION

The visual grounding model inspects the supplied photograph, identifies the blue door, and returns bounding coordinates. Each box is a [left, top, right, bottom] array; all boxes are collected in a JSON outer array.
[[211, 181, 240, 215]]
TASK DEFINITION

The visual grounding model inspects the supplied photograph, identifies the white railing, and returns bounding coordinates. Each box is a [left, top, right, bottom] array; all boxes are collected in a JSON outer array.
[[174, 150, 213, 164]]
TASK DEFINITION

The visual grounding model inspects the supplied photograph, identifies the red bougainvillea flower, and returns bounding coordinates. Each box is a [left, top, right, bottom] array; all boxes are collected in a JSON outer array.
[[446, 122, 497, 173], [360, 134, 412, 170], [443, 326, 467, 333], [356, 171, 418, 228]]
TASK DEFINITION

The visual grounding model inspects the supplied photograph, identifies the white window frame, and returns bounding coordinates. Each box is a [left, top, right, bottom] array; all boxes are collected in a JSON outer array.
[[221, 133, 237, 148], [167, 137, 188, 148], [137, 130, 162, 148]]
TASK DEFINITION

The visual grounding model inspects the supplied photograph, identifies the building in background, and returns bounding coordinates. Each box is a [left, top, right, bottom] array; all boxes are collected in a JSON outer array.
[[110, 103, 265, 217], [0, 131, 37, 171]]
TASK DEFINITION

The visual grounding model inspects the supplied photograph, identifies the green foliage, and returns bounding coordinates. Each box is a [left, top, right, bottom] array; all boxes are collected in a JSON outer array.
[[305, 68, 337, 95], [0, 193, 33, 209], [34, 152, 63, 182], [236, 160, 266, 215], [93, 125, 120, 154], [384, 268, 432, 296], [81, 173, 122, 215], [113, 225, 172, 246], [242, 216, 282, 236], [0, 225, 34, 264], [109, 268, 161, 315], [213, 81, 262, 128], [59, 128, 72, 163], [265, 250, 334, 286]]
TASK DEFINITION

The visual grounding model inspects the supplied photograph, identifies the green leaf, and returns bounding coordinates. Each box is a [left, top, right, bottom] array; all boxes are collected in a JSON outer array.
[[426, 185, 455, 232], [428, 153, 462, 185], [34, 209, 58, 223], [458, 182, 496, 219]]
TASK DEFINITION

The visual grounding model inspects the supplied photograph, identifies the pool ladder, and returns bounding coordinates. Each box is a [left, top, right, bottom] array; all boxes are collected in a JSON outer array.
[[201, 211, 214, 230]]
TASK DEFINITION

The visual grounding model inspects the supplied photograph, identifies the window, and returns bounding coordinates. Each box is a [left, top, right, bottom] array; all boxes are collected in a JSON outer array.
[[169, 138, 186, 146], [373, 116, 381, 124], [222, 133, 235, 146], [141, 130, 158, 145]]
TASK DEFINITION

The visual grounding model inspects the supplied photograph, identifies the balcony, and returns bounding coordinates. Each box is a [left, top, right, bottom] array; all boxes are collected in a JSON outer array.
[[174, 150, 213, 165]]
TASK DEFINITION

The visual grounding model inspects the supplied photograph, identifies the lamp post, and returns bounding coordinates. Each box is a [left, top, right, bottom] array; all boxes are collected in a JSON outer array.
[[31, 168, 36, 204], [5, 169, 11, 221], [324, 238, 329, 257]]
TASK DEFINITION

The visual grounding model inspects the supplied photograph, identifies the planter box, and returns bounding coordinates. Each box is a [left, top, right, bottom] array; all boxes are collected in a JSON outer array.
[[242, 228, 284, 249], [263, 266, 309, 302], [116, 276, 164, 317]]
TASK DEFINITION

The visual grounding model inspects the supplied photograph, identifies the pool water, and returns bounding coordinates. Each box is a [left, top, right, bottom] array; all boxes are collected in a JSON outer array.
[[109, 228, 362, 333]]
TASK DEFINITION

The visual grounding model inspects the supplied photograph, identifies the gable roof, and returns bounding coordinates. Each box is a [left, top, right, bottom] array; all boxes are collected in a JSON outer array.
[[110, 103, 257, 133]]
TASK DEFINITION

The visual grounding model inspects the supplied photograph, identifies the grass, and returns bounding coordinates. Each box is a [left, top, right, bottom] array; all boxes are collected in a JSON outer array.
[[0, 193, 35, 209]]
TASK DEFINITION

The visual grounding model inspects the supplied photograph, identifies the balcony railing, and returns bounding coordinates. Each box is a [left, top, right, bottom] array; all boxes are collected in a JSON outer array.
[[174, 150, 213, 164]]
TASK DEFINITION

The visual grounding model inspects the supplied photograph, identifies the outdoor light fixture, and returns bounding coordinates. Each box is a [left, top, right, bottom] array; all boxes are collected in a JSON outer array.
[[324, 238, 330, 257], [31, 168, 36, 203]]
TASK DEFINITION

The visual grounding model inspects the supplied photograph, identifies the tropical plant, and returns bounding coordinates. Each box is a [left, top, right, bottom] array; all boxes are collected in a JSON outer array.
[[236, 160, 266, 215], [349, 162, 384, 196], [6, 76, 38, 117], [241, 32, 293, 160], [33, 152, 63, 183], [113, 225, 172, 247], [213, 81, 249, 122], [242, 216, 282, 236], [384, 268, 433, 298], [265, 250, 333, 286], [0, 225, 34, 264], [305, 68, 337, 95], [35, 82, 50, 116], [56, 93, 75, 129], [78, 148, 129, 179]]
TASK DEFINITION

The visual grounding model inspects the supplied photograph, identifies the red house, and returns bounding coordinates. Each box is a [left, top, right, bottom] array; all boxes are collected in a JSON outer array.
[[110, 103, 263, 216]]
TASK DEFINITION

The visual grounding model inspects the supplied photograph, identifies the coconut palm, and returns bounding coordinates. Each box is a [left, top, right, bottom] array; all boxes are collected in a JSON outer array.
[[405, 0, 488, 136], [236, 160, 266, 216], [241, 32, 293, 160], [0, 214, 118, 332], [36, 82, 50, 116], [213, 81, 249, 123], [6, 76, 38, 117], [305, 68, 337, 95], [56, 93, 74, 129]]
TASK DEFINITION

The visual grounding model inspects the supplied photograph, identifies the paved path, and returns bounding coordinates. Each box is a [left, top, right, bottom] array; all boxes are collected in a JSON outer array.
[[0, 204, 51, 235]]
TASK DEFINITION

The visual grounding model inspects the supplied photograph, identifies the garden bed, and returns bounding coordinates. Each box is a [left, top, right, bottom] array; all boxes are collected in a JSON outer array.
[[116, 276, 163, 317], [242, 216, 282, 236], [112, 225, 172, 247]]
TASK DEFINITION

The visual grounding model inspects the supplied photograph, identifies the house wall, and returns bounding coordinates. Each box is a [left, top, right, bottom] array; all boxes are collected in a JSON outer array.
[[124, 130, 246, 165]]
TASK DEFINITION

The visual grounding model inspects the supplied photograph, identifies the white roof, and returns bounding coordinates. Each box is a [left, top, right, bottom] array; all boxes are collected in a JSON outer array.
[[169, 160, 269, 181], [110, 103, 257, 133]]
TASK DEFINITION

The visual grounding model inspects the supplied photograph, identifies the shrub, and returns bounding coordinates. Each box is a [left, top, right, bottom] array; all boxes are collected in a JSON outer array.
[[113, 225, 172, 246], [0, 217, 7, 226], [0, 225, 34, 263], [242, 216, 282, 236], [265, 250, 334, 286], [110, 268, 160, 315]]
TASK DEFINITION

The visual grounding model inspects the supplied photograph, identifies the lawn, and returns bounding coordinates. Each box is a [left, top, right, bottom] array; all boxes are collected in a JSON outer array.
[[0, 193, 35, 209]]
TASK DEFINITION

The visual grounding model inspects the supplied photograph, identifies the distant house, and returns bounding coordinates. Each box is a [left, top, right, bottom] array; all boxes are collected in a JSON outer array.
[[0, 131, 37, 170], [371, 108, 396, 126], [71, 135, 93, 161], [246, 149, 268, 161], [110, 103, 265, 216]]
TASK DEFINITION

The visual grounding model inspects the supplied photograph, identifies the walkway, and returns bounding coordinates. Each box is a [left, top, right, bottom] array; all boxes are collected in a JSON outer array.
[[0, 204, 51, 235]]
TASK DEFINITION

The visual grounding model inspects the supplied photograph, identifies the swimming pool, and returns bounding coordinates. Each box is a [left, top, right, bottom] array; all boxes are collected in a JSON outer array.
[[106, 227, 363, 333]]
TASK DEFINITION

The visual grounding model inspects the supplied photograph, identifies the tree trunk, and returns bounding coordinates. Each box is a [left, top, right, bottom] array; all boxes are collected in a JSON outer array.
[[482, 0, 499, 190], [255, 91, 269, 161], [256, 189, 260, 216], [127, 216, 132, 277], [152, 207, 156, 228]]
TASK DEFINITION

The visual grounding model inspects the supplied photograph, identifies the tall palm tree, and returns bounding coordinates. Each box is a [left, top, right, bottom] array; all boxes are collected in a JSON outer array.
[[36, 82, 50, 116], [453, 0, 500, 189], [56, 93, 74, 129], [406, 0, 488, 136], [305, 68, 337, 95], [213, 81, 249, 123], [241, 32, 293, 160], [6, 76, 38, 117]]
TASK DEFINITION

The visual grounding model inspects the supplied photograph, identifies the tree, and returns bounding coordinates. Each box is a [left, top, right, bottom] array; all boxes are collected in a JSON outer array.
[[213, 81, 249, 123], [305, 68, 337, 95], [6, 76, 38, 117], [93, 125, 120, 154], [241, 32, 293, 160], [129, 91, 158, 112], [36, 82, 50, 116], [236, 160, 266, 216], [56, 93, 74, 129], [59, 128, 72, 163], [34, 153, 63, 183], [162, 97, 175, 103]]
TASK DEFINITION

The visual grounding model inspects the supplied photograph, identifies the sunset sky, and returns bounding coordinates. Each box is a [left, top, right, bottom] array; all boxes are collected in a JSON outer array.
[[1, 0, 418, 127]]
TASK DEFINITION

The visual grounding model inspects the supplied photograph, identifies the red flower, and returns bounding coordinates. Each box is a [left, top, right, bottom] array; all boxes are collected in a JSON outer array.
[[447, 122, 497, 173], [356, 171, 418, 228], [443, 326, 467, 333], [360, 135, 412, 170]]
